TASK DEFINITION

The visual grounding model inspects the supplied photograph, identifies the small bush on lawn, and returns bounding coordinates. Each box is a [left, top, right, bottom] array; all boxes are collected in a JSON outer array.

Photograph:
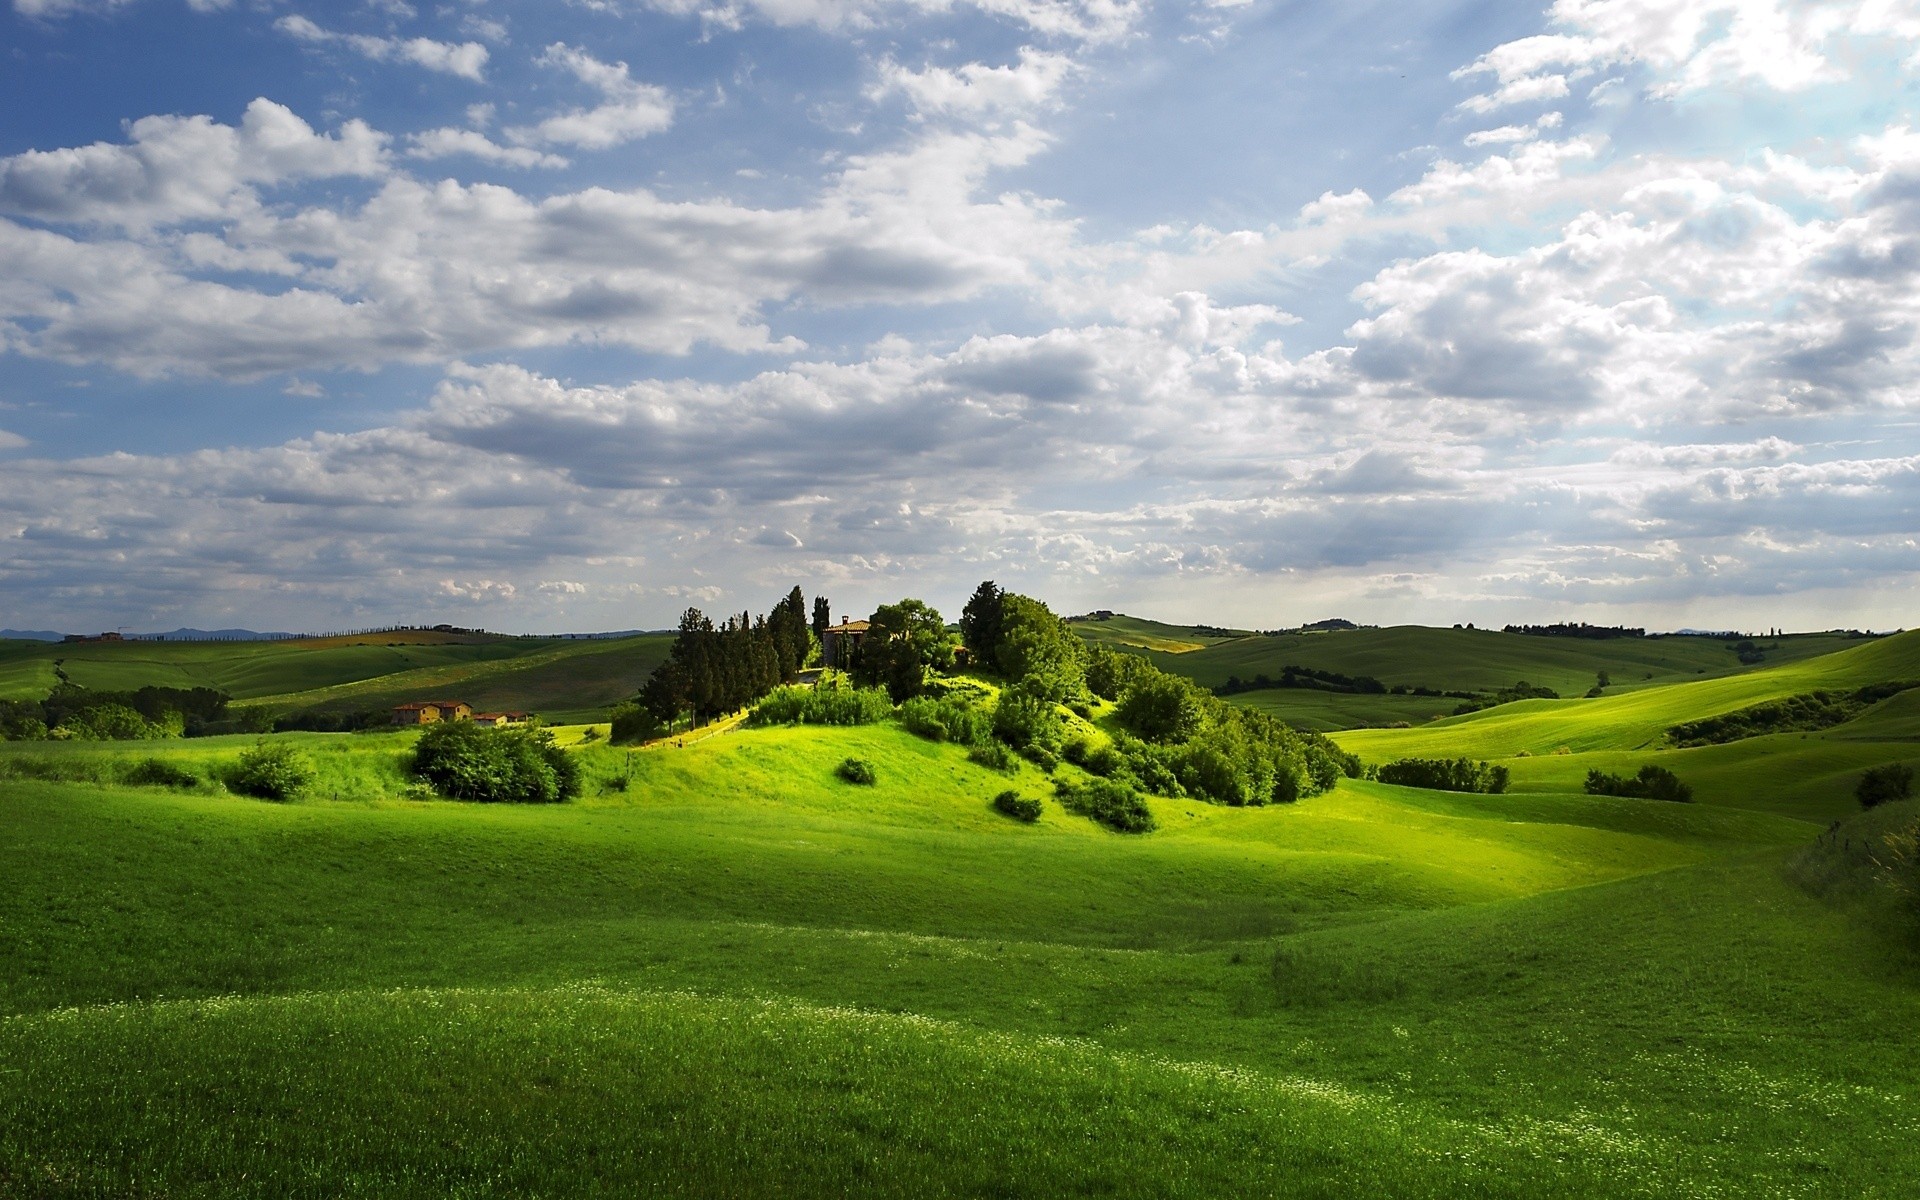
[[120, 757, 199, 789], [1585, 765, 1693, 803], [968, 742, 1018, 774], [1054, 777, 1156, 833], [1374, 757, 1509, 794], [1857, 763, 1915, 809], [227, 739, 316, 801], [412, 721, 581, 804], [609, 701, 661, 745], [836, 757, 877, 785], [993, 790, 1042, 822]]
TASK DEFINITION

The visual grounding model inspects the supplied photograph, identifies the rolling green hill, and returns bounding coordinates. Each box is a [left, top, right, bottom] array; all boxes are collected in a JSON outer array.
[[1329, 629, 1920, 822], [0, 631, 673, 724], [3, 631, 1918, 1194], [1131, 623, 1866, 698], [1065, 613, 1252, 653]]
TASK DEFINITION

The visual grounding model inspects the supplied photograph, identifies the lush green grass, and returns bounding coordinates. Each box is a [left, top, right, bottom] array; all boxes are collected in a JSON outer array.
[[0, 632, 672, 724], [5, 634, 1920, 1196]]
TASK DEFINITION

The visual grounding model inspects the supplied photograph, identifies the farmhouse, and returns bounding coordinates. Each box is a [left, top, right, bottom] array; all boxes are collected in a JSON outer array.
[[822, 617, 870, 668], [391, 700, 474, 725], [471, 711, 530, 728]]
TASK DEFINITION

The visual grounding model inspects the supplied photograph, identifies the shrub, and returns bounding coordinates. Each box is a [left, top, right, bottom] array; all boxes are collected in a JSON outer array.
[[898, 695, 991, 746], [412, 721, 580, 804], [1020, 744, 1058, 772], [836, 757, 877, 785], [991, 687, 1061, 752], [751, 684, 894, 727], [1374, 757, 1509, 794], [1584, 765, 1693, 803], [1054, 777, 1156, 833], [993, 790, 1042, 822], [968, 742, 1018, 774], [1061, 737, 1093, 767], [227, 739, 316, 801], [1857, 763, 1915, 809], [120, 757, 199, 789]]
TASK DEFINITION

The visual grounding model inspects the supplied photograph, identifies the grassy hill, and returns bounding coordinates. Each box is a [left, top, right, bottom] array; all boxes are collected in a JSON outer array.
[[1326, 629, 1920, 822], [0, 631, 672, 724], [1065, 613, 1252, 654], [4, 645, 1919, 1197]]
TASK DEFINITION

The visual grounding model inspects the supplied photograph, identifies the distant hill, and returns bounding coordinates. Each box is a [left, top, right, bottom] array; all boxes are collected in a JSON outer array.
[[0, 629, 65, 642], [137, 628, 300, 642]]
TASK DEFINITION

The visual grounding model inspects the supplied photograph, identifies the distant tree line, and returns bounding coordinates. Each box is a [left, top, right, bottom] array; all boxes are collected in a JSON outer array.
[[1503, 623, 1646, 639]]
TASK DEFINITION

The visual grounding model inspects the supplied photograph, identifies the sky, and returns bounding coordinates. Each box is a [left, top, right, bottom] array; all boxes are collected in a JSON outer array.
[[1, 0, 1917, 635]]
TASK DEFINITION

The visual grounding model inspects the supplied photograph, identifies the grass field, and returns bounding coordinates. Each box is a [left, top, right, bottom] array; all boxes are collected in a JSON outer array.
[[4, 632, 1919, 1195]]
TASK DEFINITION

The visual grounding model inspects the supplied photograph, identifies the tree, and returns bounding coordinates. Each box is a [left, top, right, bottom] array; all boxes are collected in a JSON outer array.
[[812, 595, 832, 649], [960, 581, 1005, 671], [855, 599, 953, 701], [993, 592, 1085, 701], [768, 586, 809, 681]]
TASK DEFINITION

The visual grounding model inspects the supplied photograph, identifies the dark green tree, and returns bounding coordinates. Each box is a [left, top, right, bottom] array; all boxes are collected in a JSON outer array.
[[960, 580, 1005, 671], [855, 599, 954, 701]]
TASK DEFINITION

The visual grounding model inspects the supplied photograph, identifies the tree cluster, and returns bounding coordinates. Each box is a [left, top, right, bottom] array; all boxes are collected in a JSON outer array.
[[1372, 757, 1510, 794], [630, 587, 814, 735], [1585, 765, 1692, 803], [2, 684, 233, 741]]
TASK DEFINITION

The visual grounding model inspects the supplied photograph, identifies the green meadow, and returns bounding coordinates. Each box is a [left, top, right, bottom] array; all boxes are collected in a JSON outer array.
[[3, 628, 1919, 1195]]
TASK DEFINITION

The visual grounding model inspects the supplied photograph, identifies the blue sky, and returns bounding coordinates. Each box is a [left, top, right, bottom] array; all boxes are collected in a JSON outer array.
[[1, 0, 1917, 634]]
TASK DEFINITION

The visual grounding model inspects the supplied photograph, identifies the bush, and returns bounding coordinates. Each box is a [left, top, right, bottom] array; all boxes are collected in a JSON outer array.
[[609, 700, 661, 745], [991, 687, 1061, 752], [1584, 765, 1693, 803], [1115, 674, 1207, 743], [993, 789, 1042, 822], [751, 684, 894, 727], [120, 757, 199, 789], [412, 721, 580, 804], [226, 739, 316, 801], [968, 742, 1018, 774], [1054, 777, 1156, 833], [898, 694, 991, 746], [1020, 744, 1058, 772], [1374, 757, 1509, 794], [836, 757, 877, 785], [1857, 763, 1915, 809]]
